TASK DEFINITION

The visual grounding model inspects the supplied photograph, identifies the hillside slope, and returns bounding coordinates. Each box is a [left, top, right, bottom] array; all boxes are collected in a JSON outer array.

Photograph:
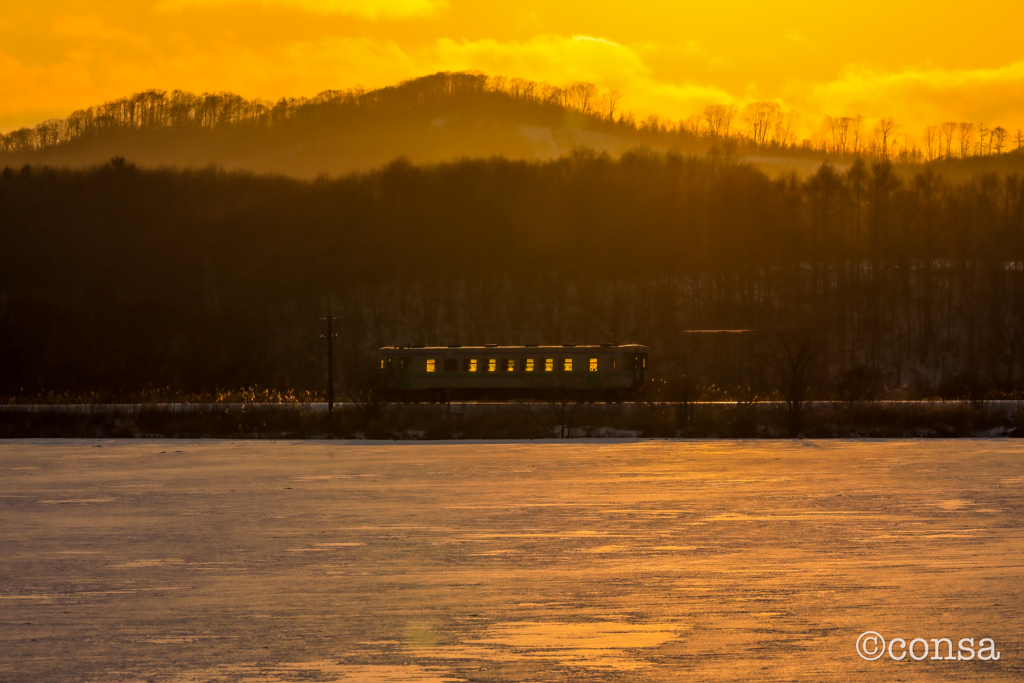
[[1, 73, 671, 177]]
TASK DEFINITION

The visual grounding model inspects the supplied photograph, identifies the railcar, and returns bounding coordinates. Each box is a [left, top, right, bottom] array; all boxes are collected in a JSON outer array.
[[376, 344, 647, 403]]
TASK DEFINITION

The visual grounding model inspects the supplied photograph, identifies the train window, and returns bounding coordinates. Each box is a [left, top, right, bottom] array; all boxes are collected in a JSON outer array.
[[387, 358, 393, 369], [544, 358, 553, 372], [465, 359, 478, 372], [487, 359, 496, 372], [380, 359, 384, 370], [642, 357, 646, 369], [400, 358, 410, 371], [611, 358, 616, 370], [525, 359, 535, 372], [426, 359, 436, 372], [444, 359, 457, 372], [589, 357, 598, 371], [505, 359, 515, 372], [563, 358, 572, 372]]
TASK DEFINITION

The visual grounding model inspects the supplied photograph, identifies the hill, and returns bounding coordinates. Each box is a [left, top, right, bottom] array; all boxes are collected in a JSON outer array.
[[5, 71, 1024, 179], [1, 73, 682, 177]]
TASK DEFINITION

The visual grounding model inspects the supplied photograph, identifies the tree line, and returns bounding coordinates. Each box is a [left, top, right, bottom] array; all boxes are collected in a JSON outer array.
[[2, 151, 1022, 401], [3, 71, 1021, 169], [0, 72, 624, 154]]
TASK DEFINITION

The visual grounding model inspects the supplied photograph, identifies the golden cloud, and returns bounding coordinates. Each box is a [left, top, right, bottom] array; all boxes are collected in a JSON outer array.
[[433, 34, 650, 90], [432, 34, 733, 120], [0, 51, 101, 131], [152, 0, 449, 20], [51, 14, 148, 46], [804, 62, 1024, 133]]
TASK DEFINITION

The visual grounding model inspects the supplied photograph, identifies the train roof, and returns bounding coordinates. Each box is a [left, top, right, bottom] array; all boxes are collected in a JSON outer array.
[[378, 344, 646, 352]]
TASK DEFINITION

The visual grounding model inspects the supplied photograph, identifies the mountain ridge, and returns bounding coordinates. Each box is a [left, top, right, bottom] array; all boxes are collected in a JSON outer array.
[[3, 71, 1022, 180]]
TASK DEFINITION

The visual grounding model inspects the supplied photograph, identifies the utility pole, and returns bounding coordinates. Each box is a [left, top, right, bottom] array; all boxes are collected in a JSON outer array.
[[321, 316, 337, 414]]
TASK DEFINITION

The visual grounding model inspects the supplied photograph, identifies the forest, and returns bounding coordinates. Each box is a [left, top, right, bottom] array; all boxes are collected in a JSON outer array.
[[2, 150, 1023, 405], [3, 72, 1023, 178]]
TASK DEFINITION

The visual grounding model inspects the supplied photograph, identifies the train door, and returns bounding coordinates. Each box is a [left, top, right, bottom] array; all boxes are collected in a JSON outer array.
[[627, 350, 647, 387], [398, 356, 413, 390]]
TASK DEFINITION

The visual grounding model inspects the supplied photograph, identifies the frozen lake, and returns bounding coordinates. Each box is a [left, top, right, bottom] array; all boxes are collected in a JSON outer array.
[[1, 439, 1021, 682]]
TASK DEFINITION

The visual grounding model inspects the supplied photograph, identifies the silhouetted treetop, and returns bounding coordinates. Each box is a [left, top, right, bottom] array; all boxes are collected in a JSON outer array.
[[6, 71, 1022, 179]]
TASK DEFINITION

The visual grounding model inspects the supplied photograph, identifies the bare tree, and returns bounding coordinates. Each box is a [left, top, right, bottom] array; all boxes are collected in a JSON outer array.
[[641, 114, 661, 133], [850, 115, 865, 155], [703, 104, 735, 139], [566, 81, 599, 115], [940, 121, 958, 158], [742, 101, 780, 146], [991, 126, 1008, 155], [507, 78, 535, 100], [976, 123, 990, 156], [825, 115, 852, 154], [34, 119, 64, 147], [7, 127, 38, 151], [764, 330, 825, 437], [874, 117, 898, 159], [895, 133, 919, 163], [537, 82, 563, 106], [604, 89, 622, 120], [486, 75, 508, 93], [958, 122, 974, 159], [772, 109, 799, 147], [824, 116, 838, 153], [923, 125, 940, 161], [681, 114, 702, 137]]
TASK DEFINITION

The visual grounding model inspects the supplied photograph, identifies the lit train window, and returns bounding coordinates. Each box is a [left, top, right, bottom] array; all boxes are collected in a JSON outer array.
[[380, 359, 384, 370], [444, 359, 457, 372], [505, 359, 514, 371], [544, 359, 553, 372], [487, 359, 496, 372], [526, 359, 535, 372], [563, 358, 572, 372], [589, 358, 598, 371], [400, 358, 409, 371], [426, 359, 436, 372], [465, 359, 478, 372], [611, 358, 616, 370]]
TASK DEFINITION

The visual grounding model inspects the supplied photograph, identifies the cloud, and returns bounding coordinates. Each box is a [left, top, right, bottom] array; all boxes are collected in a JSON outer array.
[[434, 34, 650, 90], [51, 14, 149, 47], [0, 51, 100, 131], [803, 62, 1024, 132], [432, 34, 733, 119], [152, 0, 448, 20]]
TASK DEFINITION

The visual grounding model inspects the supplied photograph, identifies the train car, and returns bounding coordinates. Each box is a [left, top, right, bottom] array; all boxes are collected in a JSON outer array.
[[376, 344, 647, 403]]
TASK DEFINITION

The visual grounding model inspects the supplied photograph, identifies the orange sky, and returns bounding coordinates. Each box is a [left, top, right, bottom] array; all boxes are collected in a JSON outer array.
[[3, 0, 1024, 140]]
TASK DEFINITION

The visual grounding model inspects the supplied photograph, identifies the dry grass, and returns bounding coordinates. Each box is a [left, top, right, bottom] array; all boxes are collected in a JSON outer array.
[[3, 401, 1022, 439]]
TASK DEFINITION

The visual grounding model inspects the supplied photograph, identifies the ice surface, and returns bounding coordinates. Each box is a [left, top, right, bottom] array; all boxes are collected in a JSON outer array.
[[1, 439, 1021, 681]]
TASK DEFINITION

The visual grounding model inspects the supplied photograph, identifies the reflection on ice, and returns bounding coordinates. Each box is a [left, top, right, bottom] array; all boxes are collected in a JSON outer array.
[[418, 621, 684, 670]]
